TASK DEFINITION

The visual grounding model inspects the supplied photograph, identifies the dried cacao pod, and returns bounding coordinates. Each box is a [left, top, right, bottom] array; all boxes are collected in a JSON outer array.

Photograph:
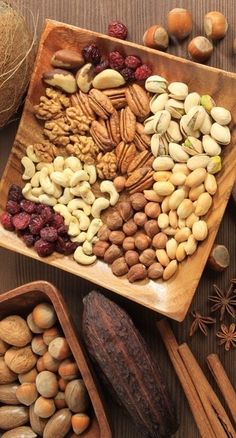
[[82, 291, 178, 437]]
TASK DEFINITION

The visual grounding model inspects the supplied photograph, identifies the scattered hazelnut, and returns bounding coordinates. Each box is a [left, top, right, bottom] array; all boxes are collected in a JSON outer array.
[[117, 201, 133, 222], [36, 370, 58, 398], [125, 250, 140, 267], [32, 303, 57, 330], [31, 335, 48, 356], [72, 413, 90, 435], [139, 249, 156, 267], [127, 264, 147, 283], [130, 192, 147, 211], [207, 244, 230, 272], [97, 224, 111, 241], [152, 232, 168, 249], [144, 202, 161, 218], [92, 240, 110, 257], [27, 313, 44, 334], [135, 233, 151, 251], [104, 244, 123, 264], [144, 220, 160, 238], [113, 176, 126, 192], [123, 219, 138, 236], [48, 337, 71, 361], [188, 36, 213, 63], [122, 236, 135, 251], [106, 211, 123, 230], [42, 351, 60, 373], [37, 357, 46, 373], [167, 8, 193, 40], [34, 396, 56, 419], [148, 263, 164, 280], [16, 382, 38, 406], [18, 367, 38, 384], [109, 230, 126, 245], [133, 212, 148, 227], [204, 11, 228, 40], [111, 257, 129, 276], [143, 24, 169, 50]]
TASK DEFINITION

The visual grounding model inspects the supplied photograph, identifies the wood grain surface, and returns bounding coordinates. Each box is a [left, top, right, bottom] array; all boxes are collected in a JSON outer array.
[[0, 1, 235, 437]]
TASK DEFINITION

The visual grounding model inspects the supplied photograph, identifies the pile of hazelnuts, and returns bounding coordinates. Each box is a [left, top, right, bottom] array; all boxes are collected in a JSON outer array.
[[143, 8, 231, 63]]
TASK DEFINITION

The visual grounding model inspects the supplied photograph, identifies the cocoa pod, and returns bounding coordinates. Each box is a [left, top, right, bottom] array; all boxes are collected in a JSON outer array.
[[82, 291, 178, 438]]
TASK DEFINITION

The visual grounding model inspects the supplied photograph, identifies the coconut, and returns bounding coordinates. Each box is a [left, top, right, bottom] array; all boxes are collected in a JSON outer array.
[[0, 1, 36, 128]]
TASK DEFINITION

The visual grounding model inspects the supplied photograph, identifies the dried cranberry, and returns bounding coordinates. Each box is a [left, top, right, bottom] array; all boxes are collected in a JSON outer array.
[[22, 233, 35, 247], [108, 21, 128, 40], [55, 236, 67, 254], [29, 215, 45, 235], [34, 239, 55, 257], [8, 184, 23, 203], [95, 58, 110, 73], [12, 212, 31, 230], [134, 64, 152, 81], [82, 44, 101, 65], [0, 212, 15, 231], [40, 226, 58, 242], [20, 199, 36, 214], [108, 51, 125, 70], [57, 225, 69, 236], [6, 200, 20, 215], [40, 206, 54, 223], [125, 55, 142, 70], [64, 241, 78, 255], [50, 213, 65, 229], [120, 67, 135, 83]]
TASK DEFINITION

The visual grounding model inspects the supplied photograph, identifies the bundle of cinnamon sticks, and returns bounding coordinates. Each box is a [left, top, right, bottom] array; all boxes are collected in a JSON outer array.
[[157, 319, 236, 438]]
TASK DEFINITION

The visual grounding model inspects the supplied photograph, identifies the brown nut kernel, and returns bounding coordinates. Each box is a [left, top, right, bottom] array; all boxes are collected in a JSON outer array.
[[148, 262, 164, 279], [130, 192, 147, 211], [122, 236, 135, 251], [123, 219, 138, 236], [106, 211, 123, 230], [43, 327, 61, 346], [125, 250, 140, 267], [113, 176, 126, 192], [144, 220, 160, 238], [97, 225, 111, 241], [135, 233, 151, 251], [152, 232, 168, 249], [127, 264, 147, 283], [109, 231, 126, 245], [144, 202, 161, 218], [92, 241, 110, 257], [111, 257, 129, 276], [133, 212, 148, 227], [42, 351, 60, 373], [117, 201, 133, 222], [139, 249, 156, 267], [104, 244, 123, 264]]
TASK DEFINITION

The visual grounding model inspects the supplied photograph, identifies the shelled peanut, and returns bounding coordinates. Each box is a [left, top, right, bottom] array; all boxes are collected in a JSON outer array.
[[0, 305, 90, 436]]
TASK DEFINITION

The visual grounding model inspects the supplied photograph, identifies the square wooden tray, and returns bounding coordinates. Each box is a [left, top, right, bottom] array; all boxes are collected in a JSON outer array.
[[0, 19, 235, 321]]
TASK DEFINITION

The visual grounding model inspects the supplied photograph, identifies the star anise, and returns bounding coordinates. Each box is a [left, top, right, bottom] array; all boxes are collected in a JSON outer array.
[[216, 323, 236, 351], [209, 280, 236, 321], [189, 310, 216, 337]]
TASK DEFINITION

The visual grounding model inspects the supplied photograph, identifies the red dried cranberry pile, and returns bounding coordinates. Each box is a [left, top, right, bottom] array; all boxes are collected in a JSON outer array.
[[107, 20, 128, 40], [0, 185, 78, 258]]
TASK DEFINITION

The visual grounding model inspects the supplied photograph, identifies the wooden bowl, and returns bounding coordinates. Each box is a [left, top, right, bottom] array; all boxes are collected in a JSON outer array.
[[0, 280, 111, 438], [0, 20, 236, 321]]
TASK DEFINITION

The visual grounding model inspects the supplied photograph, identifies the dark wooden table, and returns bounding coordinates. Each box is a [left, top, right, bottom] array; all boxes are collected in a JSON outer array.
[[0, 1, 235, 437]]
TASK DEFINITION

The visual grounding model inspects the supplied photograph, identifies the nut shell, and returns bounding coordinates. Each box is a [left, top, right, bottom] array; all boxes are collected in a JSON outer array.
[[127, 264, 147, 283], [0, 316, 32, 347]]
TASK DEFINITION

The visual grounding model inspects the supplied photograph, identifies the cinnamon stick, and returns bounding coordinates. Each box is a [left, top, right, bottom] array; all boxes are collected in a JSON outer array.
[[156, 319, 215, 438], [178, 343, 236, 438], [206, 353, 236, 423]]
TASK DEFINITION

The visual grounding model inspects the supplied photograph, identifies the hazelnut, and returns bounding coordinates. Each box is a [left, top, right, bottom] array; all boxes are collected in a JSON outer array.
[[58, 377, 68, 391], [148, 263, 164, 280], [113, 176, 126, 192], [127, 264, 147, 283], [48, 337, 71, 361], [144, 202, 161, 218], [130, 192, 147, 211], [32, 303, 57, 330], [54, 391, 67, 409], [72, 413, 90, 435], [152, 232, 168, 249], [106, 211, 123, 230], [16, 382, 38, 406], [92, 240, 110, 257], [204, 11, 228, 40], [167, 8, 193, 40], [139, 249, 156, 267], [123, 219, 138, 236], [36, 371, 58, 398], [135, 233, 151, 251], [144, 220, 160, 238], [133, 212, 148, 227], [37, 357, 46, 373], [19, 367, 38, 384], [43, 326, 61, 345], [111, 257, 129, 276], [42, 351, 60, 372], [34, 396, 56, 419], [122, 236, 135, 251], [27, 313, 44, 334], [117, 201, 133, 222], [143, 24, 169, 50], [188, 36, 213, 63], [125, 250, 140, 267], [31, 335, 47, 356], [104, 244, 123, 264], [58, 358, 79, 381], [97, 224, 111, 241], [109, 231, 126, 245]]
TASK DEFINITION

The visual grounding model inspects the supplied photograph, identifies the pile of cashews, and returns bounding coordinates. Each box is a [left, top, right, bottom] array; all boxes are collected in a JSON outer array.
[[21, 145, 119, 265]]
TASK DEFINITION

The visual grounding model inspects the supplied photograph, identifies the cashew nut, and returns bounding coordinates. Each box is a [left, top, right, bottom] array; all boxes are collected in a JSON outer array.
[[68, 199, 91, 216], [74, 246, 96, 265], [87, 218, 103, 241], [70, 170, 89, 187], [54, 156, 65, 172], [71, 232, 87, 243], [38, 194, 57, 206], [22, 183, 39, 202], [82, 240, 93, 255], [31, 171, 41, 188], [53, 184, 63, 199], [53, 204, 72, 225], [72, 210, 90, 231], [39, 167, 56, 195], [36, 162, 54, 174], [83, 164, 97, 184], [31, 187, 44, 197], [91, 197, 110, 218], [64, 156, 82, 172], [68, 216, 80, 237], [26, 145, 40, 163], [63, 168, 74, 184], [51, 171, 69, 188], [79, 185, 95, 205], [100, 180, 119, 206], [58, 187, 74, 204], [21, 156, 36, 180]]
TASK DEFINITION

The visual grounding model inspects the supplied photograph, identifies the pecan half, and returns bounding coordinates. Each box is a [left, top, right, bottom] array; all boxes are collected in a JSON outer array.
[[127, 151, 154, 174], [116, 141, 137, 175], [120, 106, 136, 142], [102, 87, 127, 109], [125, 167, 154, 193], [88, 89, 114, 119], [70, 91, 96, 120], [106, 109, 121, 145], [133, 122, 151, 151], [125, 84, 150, 118], [90, 120, 116, 152]]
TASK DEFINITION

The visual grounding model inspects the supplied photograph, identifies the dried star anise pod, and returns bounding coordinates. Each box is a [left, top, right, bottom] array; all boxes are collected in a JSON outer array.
[[189, 310, 216, 337], [216, 323, 236, 351], [209, 280, 236, 321]]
